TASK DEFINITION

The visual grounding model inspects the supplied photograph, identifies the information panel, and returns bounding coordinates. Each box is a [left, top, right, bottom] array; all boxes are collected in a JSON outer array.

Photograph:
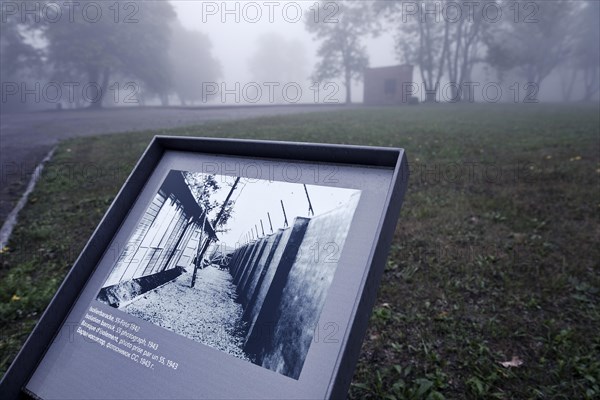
[[2, 138, 408, 399]]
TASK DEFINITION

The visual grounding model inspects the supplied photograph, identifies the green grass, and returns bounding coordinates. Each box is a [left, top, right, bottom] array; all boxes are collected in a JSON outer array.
[[1, 103, 599, 399]]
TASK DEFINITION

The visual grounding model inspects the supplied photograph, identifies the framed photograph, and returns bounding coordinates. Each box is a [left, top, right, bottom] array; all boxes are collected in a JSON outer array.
[[1, 136, 409, 399]]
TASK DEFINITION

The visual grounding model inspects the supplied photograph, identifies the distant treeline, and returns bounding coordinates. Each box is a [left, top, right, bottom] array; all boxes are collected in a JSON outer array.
[[1, 0, 598, 110], [1, 1, 221, 111]]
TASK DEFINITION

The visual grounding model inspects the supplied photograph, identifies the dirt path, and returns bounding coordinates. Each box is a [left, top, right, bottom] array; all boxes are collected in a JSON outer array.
[[123, 266, 249, 360]]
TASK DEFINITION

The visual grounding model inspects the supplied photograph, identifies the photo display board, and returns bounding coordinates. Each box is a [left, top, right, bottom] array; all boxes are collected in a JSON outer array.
[[1, 137, 408, 399]]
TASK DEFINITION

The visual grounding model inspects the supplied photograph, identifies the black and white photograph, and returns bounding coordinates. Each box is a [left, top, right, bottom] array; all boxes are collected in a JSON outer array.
[[96, 169, 361, 379]]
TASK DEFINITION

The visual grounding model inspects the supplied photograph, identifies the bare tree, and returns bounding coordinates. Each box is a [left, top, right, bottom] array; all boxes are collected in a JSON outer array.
[[0, 1, 46, 111], [306, 0, 374, 104], [443, 0, 495, 101], [485, 0, 576, 100], [42, 1, 176, 108], [573, 0, 599, 101], [169, 22, 222, 106], [378, 0, 450, 102]]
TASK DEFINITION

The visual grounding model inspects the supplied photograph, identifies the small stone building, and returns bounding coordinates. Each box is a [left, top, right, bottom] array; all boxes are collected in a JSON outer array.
[[364, 65, 414, 105]]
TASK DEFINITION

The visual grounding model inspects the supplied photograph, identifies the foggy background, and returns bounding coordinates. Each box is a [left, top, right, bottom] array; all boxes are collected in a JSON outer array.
[[1, 0, 598, 111]]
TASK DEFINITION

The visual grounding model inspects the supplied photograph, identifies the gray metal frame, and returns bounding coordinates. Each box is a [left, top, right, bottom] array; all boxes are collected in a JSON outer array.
[[0, 136, 409, 399]]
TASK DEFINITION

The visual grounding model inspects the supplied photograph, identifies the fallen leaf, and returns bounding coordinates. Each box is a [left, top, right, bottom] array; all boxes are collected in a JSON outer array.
[[499, 356, 523, 368]]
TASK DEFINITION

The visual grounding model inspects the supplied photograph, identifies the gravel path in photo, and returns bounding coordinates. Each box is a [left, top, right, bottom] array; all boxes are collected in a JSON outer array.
[[122, 266, 249, 360]]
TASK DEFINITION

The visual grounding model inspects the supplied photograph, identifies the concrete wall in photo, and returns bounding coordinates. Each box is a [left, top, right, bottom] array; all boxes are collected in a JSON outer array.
[[225, 192, 360, 379]]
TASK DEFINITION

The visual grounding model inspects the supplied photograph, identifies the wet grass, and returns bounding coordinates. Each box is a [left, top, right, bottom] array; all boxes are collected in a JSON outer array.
[[1, 103, 599, 399]]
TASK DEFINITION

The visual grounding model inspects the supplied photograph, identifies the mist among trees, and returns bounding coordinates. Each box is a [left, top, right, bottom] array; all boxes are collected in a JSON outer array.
[[0, 0, 598, 110], [1, 0, 221, 110]]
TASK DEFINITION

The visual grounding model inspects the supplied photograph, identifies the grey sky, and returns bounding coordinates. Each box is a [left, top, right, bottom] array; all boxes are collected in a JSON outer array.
[[171, 0, 397, 103]]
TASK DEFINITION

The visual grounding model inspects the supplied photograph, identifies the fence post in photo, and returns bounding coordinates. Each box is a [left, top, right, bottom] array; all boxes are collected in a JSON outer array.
[[267, 212, 273, 233], [280, 200, 289, 227], [303, 184, 315, 216]]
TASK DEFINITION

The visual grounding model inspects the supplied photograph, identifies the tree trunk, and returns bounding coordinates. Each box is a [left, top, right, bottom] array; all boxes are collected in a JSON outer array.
[[344, 68, 352, 104], [88, 66, 110, 109], [424, 87, 437, 103], [560, 68, 577, 102], [582, 67, 599, 102], [179, 94, 187, 106], [449, 85, 459, 103]]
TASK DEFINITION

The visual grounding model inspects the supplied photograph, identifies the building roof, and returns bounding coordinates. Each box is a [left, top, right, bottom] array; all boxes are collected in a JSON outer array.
[[365, 64, 413, 72], [161, 171, 218, 240]]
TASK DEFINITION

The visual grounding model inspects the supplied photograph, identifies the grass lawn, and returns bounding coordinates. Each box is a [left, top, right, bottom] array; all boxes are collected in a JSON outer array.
[[1, 103, 599, 399]]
